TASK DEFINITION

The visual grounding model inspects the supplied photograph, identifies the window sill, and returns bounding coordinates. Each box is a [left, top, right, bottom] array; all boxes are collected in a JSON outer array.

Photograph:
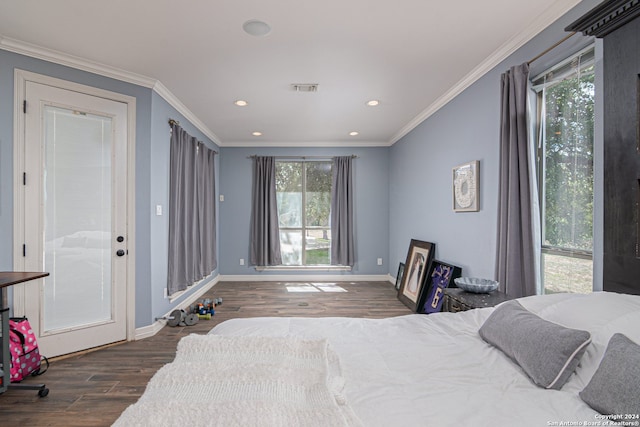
[[255, 265, 351, 272], [168, 274, 213, 303]]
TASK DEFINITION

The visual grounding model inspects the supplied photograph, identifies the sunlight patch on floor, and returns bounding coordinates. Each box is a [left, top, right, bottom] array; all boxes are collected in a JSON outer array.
[[285, 283, 348, 293]]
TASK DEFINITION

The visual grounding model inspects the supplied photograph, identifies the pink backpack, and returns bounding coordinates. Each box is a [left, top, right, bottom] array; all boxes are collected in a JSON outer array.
[[9, 317, 48, 382]]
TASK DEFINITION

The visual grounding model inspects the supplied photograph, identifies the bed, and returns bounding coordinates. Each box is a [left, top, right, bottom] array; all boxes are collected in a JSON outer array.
[[114, 291, 640, 426]]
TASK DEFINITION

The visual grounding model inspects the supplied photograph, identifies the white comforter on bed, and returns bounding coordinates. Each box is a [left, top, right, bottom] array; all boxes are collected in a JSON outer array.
[[210, 291, 640, 427]]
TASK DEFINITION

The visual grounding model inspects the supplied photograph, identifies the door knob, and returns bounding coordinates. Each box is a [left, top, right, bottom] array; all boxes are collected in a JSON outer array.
[[116, 249, 126, 257]]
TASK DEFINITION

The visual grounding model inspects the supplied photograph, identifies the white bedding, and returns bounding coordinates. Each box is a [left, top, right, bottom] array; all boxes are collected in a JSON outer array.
[[209, 292, 640, 426], [114, 335, 361, 427]]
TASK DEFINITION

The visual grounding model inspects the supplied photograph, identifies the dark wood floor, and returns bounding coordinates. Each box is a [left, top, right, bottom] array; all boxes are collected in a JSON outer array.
[[0, 281, 411, 426]]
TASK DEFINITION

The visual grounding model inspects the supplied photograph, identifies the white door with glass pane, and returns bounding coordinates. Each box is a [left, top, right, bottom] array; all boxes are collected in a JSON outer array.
[[19, 80, 129, 357]]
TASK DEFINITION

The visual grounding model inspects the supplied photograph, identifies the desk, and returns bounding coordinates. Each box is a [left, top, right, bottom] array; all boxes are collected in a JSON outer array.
[[1, 271, 49, 396]]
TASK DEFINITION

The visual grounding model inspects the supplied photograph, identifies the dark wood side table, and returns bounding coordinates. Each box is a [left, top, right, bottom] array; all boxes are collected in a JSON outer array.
[[1, 271, 49, 396], [442, 287, 512, 313]]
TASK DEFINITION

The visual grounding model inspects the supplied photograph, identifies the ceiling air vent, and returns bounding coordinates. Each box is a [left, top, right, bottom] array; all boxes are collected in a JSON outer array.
[[291, 83, 318, 92]]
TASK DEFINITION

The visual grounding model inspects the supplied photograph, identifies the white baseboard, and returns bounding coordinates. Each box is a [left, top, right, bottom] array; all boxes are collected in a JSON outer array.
[[218, 274, 391, 282], [134, 320, 165, 340], [134, 275, 220, 340]]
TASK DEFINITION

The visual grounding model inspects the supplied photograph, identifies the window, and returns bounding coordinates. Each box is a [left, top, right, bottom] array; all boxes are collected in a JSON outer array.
[[276, 161, 332, 265], [532, 47, 595, 294]]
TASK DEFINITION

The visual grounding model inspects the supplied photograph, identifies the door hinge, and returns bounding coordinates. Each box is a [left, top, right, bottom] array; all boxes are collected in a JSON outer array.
[[22, 244, 26, 257], [23, 100, 27, 114], [23, 172, 26, 185]]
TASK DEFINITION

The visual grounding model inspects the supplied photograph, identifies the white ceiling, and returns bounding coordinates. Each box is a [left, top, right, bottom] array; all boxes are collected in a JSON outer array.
[[0, 0, 581, 147]]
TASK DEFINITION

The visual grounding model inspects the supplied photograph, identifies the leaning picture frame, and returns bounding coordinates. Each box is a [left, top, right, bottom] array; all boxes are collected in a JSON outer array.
[[397, 239, 435, 312], [420, 260, 462, 314], [453, 160, 479, 212], [395, 262, 405, 290]]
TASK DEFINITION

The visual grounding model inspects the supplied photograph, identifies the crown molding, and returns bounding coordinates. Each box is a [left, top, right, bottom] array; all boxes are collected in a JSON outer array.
[[3, 0, 584, 150], [389, 0, 583, 145], [222, 140, 390, 148], [152, 80, 221, 145], [0, 35, 156, 88], [0, 35, 221, 146]]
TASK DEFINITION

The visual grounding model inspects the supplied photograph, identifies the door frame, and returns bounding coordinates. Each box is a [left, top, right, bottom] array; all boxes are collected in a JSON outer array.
[[12, 69, 137, 344]]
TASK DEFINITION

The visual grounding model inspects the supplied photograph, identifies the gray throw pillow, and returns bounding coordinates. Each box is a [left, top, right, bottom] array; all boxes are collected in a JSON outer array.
[[479, 300, 591, 390], [579, 333, 640, 417]]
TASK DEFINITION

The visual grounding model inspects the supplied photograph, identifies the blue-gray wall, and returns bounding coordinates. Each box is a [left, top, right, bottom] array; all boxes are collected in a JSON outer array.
[[218, 146, 389, 276], [388, 0, 603, 286], [0, 0, 605, 330], [0, 49, 219, 328]]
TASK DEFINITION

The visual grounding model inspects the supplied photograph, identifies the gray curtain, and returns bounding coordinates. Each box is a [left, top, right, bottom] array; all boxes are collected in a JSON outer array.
[[249, 156, 282, 266], [167, 123, 217, 295], [331, 156, 355, 266], [495, 63, 536, 298], [197, 145, 217, 276]]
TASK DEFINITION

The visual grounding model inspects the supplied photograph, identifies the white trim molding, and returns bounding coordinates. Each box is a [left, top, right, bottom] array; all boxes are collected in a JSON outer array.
[[2, 0, 582, 148], [152, 80, 221, 145], [389, 0, 583, 144], [168, 273, 220, 303], [255, 266, 351, 272], [1, 36, 156, 88], [218, 274, 390, 282], [135, 275, 220, 340], [0, 35, 219, 146], [222, 140, 390, 148], [13, 68, 138, 344]]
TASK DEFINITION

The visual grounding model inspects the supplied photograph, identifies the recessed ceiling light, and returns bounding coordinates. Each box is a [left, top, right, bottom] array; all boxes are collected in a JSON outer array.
[[243, 20, 271, 37], [234, 100, 248, 107], [252, 131, 262, 136], [366, 100, 380, 107], [349, 131, 359, 136]]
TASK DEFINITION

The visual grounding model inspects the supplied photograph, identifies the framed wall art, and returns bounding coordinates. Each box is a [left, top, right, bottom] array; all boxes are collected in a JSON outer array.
[[397, 239, 435, 312], [420, 260, 462, 314], [453, 160, 479, 212], [395, 262, 405, 290]]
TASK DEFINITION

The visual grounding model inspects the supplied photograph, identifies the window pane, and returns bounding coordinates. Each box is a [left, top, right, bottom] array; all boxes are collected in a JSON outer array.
[[305, 229, 331, 265], [542, 253, 593, 294], [43, 106, 113, 331], [537, 48, 595, 295], [276, 161, 333, 266], [305, 162, 332, 227], [280, 231, 302, 265], [276, 162, 302, 227], [542, 64, 594, 252]]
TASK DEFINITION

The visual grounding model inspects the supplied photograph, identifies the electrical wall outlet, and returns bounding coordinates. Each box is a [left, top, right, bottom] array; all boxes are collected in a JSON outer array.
[[219, 195, 225, 202], [377, 258, 383, 265], [239, 258, 245, 265], [156, 204, 162, 215], [164, 287, 168, 299]]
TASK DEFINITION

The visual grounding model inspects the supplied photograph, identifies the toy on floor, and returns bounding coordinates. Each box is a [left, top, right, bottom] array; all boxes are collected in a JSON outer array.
[[159, 296, 222, 326], [196, 298, 217, 319]]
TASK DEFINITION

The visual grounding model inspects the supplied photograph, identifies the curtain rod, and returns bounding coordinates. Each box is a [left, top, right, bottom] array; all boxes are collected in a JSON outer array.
[[169, 118, 218, 154], [527, 31, 578, 65], [247, 155, 358, 160]]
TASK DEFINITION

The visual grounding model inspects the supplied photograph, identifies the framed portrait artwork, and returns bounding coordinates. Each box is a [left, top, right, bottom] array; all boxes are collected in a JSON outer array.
[[395, 262, 405, 290], [397, 239, 435, 312], [453, 160, 479, 212], [420, 260, 462, 313]]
